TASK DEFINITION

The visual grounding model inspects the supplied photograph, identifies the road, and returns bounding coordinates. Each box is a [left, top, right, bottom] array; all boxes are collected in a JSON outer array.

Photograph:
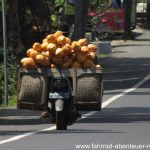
[[0, 29, 150, 150]]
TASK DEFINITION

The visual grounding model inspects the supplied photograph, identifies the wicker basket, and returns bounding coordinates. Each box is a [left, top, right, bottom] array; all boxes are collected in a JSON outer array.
[[17, 68, 48, 110], [75, 73, 103, 111]]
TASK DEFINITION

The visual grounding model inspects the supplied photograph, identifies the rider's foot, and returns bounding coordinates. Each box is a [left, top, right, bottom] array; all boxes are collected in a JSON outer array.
[[40, 111, 50, 119]]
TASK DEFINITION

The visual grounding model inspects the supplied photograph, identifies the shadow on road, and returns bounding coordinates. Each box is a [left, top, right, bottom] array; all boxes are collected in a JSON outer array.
[[112, 44, 150, 48], [0, 109, 52, 125], [0, 130, 36, 136], [78, 107, 150, 124], [0, 117, 52, 125], [40, 129, 123, 134], [134, 39, 150, 41], [0, 129, 123, 136]]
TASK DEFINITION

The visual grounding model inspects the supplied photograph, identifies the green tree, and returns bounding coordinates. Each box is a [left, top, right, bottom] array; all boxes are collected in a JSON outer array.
[[6, 0, 51, 61]]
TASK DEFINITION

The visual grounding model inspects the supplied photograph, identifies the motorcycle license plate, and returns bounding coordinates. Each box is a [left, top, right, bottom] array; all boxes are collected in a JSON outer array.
[[49, 92, 69, 99]]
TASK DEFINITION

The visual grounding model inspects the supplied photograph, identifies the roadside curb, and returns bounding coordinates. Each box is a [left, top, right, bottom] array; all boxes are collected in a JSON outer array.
[[111, 40, 132, 47], [111, 28, 144, 47]]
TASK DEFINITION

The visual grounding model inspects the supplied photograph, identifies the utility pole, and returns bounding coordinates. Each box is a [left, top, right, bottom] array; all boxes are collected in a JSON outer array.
[[73, 0, 89, 40], [2, 0, 8, 105]]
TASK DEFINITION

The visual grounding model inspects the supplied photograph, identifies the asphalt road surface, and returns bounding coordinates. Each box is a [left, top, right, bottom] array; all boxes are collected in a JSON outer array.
[[0, 29, 150, 150]]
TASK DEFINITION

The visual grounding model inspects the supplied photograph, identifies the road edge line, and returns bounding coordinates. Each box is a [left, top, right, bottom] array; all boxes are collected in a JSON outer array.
[[102, 74, 150, 109]]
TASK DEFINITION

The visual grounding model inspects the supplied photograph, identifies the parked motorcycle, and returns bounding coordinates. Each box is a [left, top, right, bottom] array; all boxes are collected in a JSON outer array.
[[87, 11, 111, 41]]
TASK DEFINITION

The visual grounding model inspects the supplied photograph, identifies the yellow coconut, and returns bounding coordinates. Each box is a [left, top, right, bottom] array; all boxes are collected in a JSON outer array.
[[78, 38, 88, 46], [71, 41, 81, 52], [72, 61, 82, 68], [29, 49, 39, 59], [32, 42, 42, 52], [80, 46, 89, 55], [43, 38, 48, 43], [65, 37, 71, 44], [55, 48, 65, 58], [47, 43, 57, 54], [83, 59, 96, 68], [87, 52, 96, 62], [71, 53, 77, 60], [41, 56, 50, 66], [41, 42, 48, 51], [62, 44, 72, 55], [26, 48, 33, 57], [41, 51, 52, 60], [21, 57, 36, 68], [35, 54, 45, 64], [52, 57, 63, 66], [46, 34, 56, 43], [54, 31, 63, 39], [57, 35, 66, 45], [88, 44, 97, 52], [77, 53, 87, 64]]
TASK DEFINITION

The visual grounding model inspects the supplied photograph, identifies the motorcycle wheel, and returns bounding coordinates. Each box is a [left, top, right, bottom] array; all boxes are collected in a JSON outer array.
[[56, 111, 67, 130]]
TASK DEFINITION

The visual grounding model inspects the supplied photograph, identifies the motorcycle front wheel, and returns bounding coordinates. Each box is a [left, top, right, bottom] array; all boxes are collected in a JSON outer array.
[[56, 111, 67, 130], [55, 99, 67, 130]]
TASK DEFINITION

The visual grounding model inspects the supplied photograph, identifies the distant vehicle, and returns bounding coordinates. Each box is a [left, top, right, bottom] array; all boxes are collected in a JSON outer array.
[[136, 2, 147, 13], [136, 2, 147, 27]]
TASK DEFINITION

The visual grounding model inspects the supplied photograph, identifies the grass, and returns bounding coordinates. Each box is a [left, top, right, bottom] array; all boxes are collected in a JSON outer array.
[[8, 95, 17, 106], [0, 104, 7, 109], [0, 95, 17, 109], [97, 53, 111, 58], [0, 52, 18, 110]]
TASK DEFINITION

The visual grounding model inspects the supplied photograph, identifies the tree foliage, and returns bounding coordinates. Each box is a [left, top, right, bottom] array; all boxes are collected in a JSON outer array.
[[0, 0, 56, 61], [0, 0, 54, 104]]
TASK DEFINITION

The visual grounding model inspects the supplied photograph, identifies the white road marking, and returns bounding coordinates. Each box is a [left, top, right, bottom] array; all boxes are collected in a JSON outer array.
[[0, 74, 150, 145], [0, 132, 37, 145], [0, 116, 39, 119], [104, 69, 148, 74], [0, 126, 56, 145], [102, 74, 150, 109], [104, 77, 140, 82], [80, 111, 97, 119]]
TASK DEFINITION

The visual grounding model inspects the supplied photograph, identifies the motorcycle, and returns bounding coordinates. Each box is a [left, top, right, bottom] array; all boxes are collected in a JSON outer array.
[[87, 11, 111, 41], [48, 77, 80, 130]]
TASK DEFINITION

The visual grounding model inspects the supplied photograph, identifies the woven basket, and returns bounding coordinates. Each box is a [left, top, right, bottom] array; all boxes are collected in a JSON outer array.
[[75, 73, 103, 111], [17, 69, 48, 110]]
